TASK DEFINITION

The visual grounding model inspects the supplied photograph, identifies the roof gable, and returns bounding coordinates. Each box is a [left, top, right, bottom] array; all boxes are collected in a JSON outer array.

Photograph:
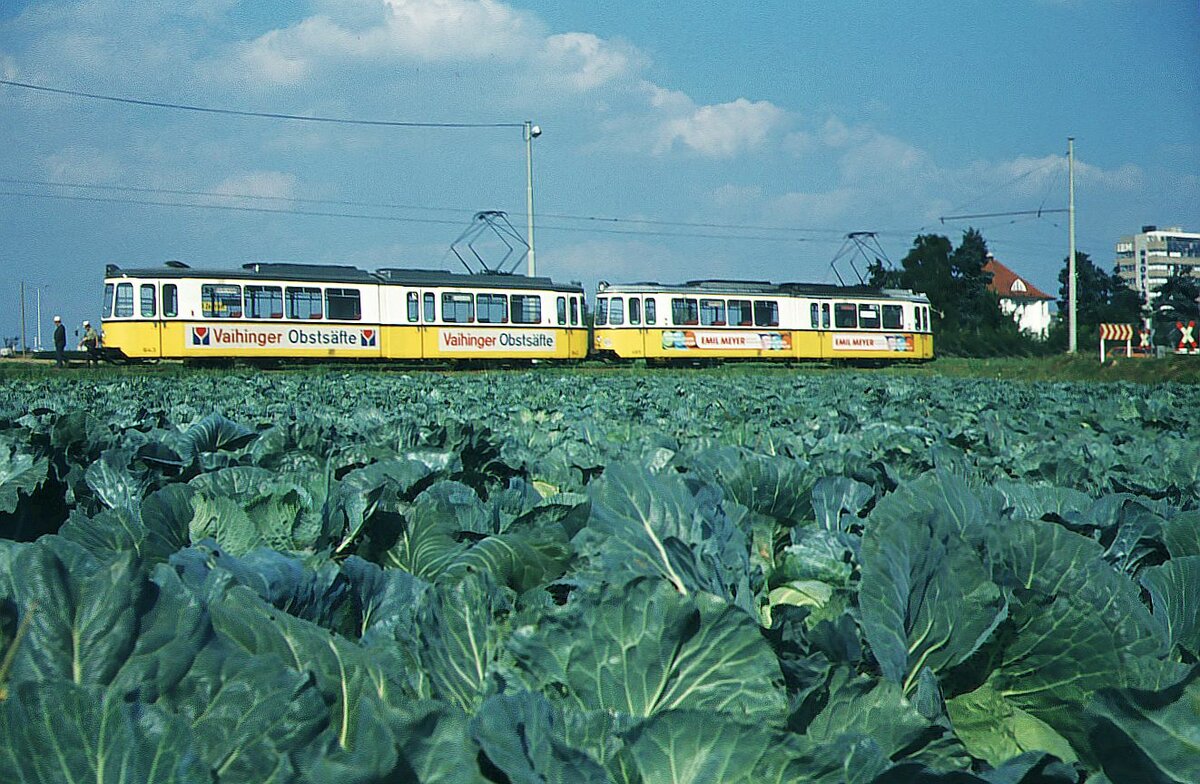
[[983, 256, 1053, 301]]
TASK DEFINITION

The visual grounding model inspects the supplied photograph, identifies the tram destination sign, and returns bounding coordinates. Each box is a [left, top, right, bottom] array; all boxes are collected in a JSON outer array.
[[439, 329, 557, 353], [188, 324, 379, 351]]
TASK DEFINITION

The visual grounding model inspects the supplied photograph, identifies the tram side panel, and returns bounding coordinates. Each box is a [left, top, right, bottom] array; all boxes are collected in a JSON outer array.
[[594, 290, 934, 363], [379, 286, 424, 359], [422, 289, 587, 361], [634, 294, 797, 362]]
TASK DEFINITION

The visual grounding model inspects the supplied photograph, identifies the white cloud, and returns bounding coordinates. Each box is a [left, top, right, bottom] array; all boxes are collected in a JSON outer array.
[[381, 0, 538, 60], [654, 97, 786, 158], [41, 146, 124, 183], [211, 171, 299, 200], [708, 183, 764, 209], [219, 0, 541, 86], [1, 54, 16, 80], [767, 188, 858, 226], [535, 32, 640, 92], [551, 238, 739, 287]]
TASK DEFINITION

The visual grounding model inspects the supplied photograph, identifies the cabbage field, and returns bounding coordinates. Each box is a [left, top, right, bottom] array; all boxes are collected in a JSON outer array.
[[0, 368, 1197, 783]]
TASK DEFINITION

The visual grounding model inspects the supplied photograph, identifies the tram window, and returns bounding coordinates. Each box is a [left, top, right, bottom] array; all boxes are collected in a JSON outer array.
[[728, 299, 752, 326], [834, 303, 857, 328], [442, 293, 475, 323], [139, 284, 156, 317], [883, 304, 903, 329], [700, 299, 726, 326], [557, 296, 567, 325], [609, 297, 625, 326], [671, 298, 699, 325], [163, 284, 178, 318], [859, 304, 880, 329], [424, 293, 435, 322], [645, 298, 656, 325], [407, 292, 419, 323], [810, 303, 819, 329], [629, 297, 642, 325], [326, 288, 362, 321], [201, 284, 242, 319], [114, 283, 135, 317], [246, 286, 283, 319], [286, 287, 323, 319], [821, 303, 830, 329], [753, 300, 779, 327], [595, 297, 608, 326], [570, 297, 579, 326], [511, 294, 542, 324], [477, 293, 508, 323], [103, 283, 114, 318]]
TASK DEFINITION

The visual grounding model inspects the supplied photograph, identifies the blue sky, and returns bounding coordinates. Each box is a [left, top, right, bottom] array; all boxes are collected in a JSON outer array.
[[2, 0, 1197, 346]]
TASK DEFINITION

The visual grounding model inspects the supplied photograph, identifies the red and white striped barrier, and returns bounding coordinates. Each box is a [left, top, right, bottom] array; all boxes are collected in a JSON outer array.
[[1099, 323, 1133, 362]]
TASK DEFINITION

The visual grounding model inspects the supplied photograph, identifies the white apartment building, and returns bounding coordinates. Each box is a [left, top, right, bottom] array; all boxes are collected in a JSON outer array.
[[1115, 226, 1200, 305]]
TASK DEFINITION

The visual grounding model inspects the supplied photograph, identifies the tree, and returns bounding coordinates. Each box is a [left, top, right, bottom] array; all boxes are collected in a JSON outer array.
[[949, 228, 1006, 332], [890, 229, 1026, 356], [1151, 274, 1200, 348], [1049, 251, 1143, 351]]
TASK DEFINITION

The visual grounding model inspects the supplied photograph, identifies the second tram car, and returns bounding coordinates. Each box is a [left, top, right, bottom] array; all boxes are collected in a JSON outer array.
[[592, 279, 933, 363], [100, 262, 589, 363]]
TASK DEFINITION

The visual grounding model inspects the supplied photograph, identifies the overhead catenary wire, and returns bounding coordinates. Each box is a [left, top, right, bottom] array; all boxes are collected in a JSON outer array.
[[0, 79, 522, 129], [1, 78, 1084, 266], [0, 175, 907, 238], [0, 189, 855, 245]]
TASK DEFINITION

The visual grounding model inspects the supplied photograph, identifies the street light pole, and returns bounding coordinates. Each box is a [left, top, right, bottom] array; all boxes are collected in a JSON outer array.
[[524, 121, 541, 278], [1067, 137, 1077, 354], [19, 281, 26, 356]]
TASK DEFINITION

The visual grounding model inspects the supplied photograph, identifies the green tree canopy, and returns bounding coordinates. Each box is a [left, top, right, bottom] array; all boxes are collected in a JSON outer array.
[[1048, 252, 1143, 351]]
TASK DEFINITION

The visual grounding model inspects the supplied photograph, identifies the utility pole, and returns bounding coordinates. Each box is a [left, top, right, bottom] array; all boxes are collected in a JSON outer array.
[[35, 287, 43, 351], [1067, 137, 1077, 354], [524, 121, 541, 278], [19, 281, 26, 356]]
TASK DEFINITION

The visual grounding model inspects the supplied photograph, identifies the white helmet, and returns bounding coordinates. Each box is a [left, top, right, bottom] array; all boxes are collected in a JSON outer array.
[[83, 320, 90, 327], [53, 315, 61, 322]]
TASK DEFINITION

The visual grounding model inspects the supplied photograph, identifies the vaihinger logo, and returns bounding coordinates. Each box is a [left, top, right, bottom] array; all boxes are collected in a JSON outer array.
[[360, 329, 376, 347], [191, 327, 210, 345]]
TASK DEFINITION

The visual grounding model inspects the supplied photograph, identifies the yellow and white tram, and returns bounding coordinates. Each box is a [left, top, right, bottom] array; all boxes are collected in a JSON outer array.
[[592, 279, 933, 363], [101, 262, 589, 362]]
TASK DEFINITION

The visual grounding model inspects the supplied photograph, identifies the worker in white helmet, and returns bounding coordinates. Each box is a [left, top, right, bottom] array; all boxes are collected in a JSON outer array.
[[53, 315, 67, 368]]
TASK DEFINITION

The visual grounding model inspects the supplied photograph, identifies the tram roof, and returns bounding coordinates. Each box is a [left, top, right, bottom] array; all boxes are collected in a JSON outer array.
[[597, 278, 928, 301], [104, 262, 583, 292], [376, 267, 583, 293], [105, 262, 378, 284]]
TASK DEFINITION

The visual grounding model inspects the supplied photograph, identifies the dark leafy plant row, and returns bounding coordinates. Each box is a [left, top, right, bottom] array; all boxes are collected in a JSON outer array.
[[0, 370, 1197, 783]]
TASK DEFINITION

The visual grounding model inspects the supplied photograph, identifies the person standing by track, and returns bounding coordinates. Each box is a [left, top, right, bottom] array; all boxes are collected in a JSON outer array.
[[53, 315, 67, 368], [81, 320, 102, 367]]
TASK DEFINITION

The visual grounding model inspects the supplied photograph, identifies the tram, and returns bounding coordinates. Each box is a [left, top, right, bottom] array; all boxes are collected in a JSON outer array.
[[592, 279, 933, 363], [100, 262, 589, 363]]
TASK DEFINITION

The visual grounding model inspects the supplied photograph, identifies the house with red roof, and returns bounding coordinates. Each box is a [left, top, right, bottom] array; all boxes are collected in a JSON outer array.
[[983, 254, 1054, 338]]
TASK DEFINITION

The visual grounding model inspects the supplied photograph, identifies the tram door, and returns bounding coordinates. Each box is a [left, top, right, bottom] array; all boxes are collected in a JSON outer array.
[[627, 296, 646, 358], [141, 283, 163, 358], [818, 302, 831, 360], [419, 290, 436, 359]]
